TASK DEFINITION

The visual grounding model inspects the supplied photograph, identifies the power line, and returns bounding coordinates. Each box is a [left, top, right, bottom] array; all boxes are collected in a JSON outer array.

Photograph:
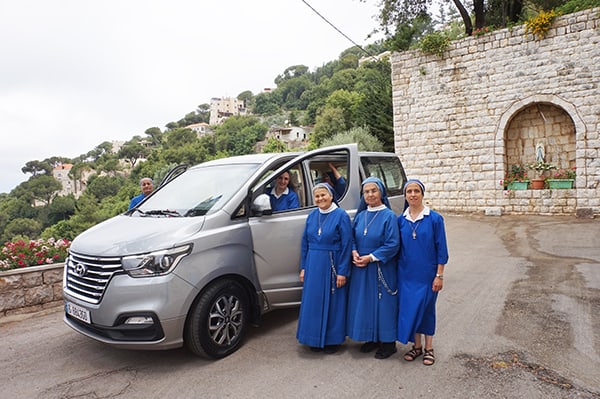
[[300, 0, 378, 60]]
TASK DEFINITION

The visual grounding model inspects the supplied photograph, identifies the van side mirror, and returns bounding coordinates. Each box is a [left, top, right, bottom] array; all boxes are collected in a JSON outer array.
[[252, 194, 273, 216]]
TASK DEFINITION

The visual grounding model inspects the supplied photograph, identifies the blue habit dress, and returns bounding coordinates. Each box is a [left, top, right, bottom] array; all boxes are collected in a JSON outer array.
[[346, 205, 400, 343], [296, 205, 352, 347], [269, 187, 299, 211], [397, 207, 449, 343]]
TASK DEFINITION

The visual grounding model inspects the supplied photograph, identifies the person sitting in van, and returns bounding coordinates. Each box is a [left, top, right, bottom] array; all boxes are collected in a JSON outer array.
[[320, 163, 346, 200], [128, 177, 154, 210], [269, 171, 300, 211]]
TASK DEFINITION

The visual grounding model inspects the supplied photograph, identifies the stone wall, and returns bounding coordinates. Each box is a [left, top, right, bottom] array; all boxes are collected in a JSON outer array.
[[391, 8, 600, 216], [0, 264, 64, 317]]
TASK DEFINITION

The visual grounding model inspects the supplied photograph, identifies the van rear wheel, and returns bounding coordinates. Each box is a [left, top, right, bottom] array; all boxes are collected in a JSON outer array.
[[185, 279, 249, 359]]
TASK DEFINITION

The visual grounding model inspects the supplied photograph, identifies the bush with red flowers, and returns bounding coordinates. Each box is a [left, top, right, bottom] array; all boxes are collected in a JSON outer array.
[[0, 238, 70, 271]]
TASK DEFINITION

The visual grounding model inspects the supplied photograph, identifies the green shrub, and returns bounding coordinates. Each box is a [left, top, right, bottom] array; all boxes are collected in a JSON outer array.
[[417, 31, 451, 57], [556, 0, 600, 15]]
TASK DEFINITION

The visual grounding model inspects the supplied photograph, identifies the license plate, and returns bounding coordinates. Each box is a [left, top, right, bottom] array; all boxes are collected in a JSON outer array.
[[66, 302, 91, 324]]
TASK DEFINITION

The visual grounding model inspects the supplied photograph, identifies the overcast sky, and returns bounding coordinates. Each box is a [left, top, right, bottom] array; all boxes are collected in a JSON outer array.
[[0, 0, 383, 194]]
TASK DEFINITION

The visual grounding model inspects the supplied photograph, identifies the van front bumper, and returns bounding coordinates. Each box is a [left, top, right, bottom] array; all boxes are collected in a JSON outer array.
[[62, 272, 197, 350]]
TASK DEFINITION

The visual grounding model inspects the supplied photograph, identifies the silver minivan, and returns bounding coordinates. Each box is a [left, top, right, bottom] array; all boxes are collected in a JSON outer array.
[[63, 144, 406, 358]]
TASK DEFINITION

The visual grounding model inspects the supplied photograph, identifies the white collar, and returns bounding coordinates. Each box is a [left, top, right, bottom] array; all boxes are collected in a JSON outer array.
[[367, 204, 387, 211], [270, 186, 289, 198], [403, 206, 430, 222], [318, 203, 338, 214]]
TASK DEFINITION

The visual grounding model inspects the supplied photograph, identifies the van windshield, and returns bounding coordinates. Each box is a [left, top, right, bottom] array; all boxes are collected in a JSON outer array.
[[135, 163, 260, 217]]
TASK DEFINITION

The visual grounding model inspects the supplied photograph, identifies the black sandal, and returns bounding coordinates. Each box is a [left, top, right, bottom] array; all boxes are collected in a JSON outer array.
[[403, 345, 423, 361], [423, 348, 435, 366], [374, 342, 397, 359]]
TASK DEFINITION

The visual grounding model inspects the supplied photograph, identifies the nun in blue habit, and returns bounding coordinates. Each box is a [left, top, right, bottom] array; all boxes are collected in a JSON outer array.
[[296, 183, 352, 354], [397, 179, 448, 366], [346, 177, 400, 359]]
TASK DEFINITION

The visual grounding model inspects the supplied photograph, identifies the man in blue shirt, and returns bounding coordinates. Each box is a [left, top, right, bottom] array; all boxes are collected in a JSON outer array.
[[128, 177, 154, 210]]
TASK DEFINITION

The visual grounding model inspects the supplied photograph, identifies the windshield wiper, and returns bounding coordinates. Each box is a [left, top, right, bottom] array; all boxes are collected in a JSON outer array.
[[184, 208, 208, 217], [138, 209, 182, 217]]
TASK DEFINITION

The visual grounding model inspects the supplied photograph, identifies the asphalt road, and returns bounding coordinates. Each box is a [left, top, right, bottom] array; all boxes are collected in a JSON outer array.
[[1, 214, 599, 399]]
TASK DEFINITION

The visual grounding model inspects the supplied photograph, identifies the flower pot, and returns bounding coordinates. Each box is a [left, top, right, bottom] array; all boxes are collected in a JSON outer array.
[[507, 181, 529, 190], [547, 179, 574, 189], [531, 179, 545, 189]]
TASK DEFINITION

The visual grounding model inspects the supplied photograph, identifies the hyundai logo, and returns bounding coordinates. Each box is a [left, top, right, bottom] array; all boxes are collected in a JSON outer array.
[[74, 263, 87, 277]]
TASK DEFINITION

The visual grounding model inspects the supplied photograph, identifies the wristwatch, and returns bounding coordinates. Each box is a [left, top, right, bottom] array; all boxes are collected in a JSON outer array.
[[435, 273, 444, 279]]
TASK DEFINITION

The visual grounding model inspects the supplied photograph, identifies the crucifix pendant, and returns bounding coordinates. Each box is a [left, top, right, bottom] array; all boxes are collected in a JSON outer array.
[[318, 228, 322, 236], [363, 228, 368, 236], [412, 231, 417, 239]]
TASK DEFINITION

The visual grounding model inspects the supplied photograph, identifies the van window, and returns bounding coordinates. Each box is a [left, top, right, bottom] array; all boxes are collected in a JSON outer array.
[[361, 156, 406, 196], [307, 154, 349, 201], [137, 163, 261, 217], [260, 165, 306, 211]]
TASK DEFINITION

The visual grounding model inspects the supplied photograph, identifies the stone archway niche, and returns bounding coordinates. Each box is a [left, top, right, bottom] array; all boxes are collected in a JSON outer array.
[[497, 94, 583, 181]]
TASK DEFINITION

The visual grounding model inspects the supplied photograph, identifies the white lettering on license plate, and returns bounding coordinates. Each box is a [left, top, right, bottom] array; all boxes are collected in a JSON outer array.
[[66, 302, 91, 324]]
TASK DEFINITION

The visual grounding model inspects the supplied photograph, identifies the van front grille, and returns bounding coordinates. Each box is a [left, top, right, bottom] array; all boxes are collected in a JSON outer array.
[[64, 252, 124, 304]]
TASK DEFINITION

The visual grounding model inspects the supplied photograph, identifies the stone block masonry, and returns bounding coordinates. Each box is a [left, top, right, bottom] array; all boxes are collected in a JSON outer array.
[[391, 8, 600, 215], [0, 264, 64, 317]]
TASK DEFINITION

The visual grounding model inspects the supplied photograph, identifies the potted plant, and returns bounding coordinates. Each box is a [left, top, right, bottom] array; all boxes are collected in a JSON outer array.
[[547, 166, 576, 189], [502, 164, 529, 190], [527, 161, 556, 189]]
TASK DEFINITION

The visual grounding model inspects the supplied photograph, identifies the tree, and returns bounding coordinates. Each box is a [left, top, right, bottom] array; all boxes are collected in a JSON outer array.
[[177, 107, 209, 127], [26, 175, 62, 206], [278, 76, 314, 110], [160, 142, 209, 166], [354, 60, 394, 150], [288, 110, 300, 126], [68, 162, 93, 196], [59, 194, 112, 238], [385, 13, 434, 51], [323, 69, 358, 93], [0, 196, 36, 240], [164, 128, 198, 148], [84, 141, 115, 162], [254, 91, 282, 115], [325, 89, 364, 128], [144, 127, 163, 146], [321, 126, 384, 152], [44, 194, 76, 225], [96, 158, 121, 176], [41, 219, 77, 241], [311, 107, 348, 147], [21, 160, 52, 176], [165, 121, 179, 130], [232, 124, 268, 155], [262, 138, 288, 153], [275, 65, 310, 85], [213, 116, 268, 155], [86, 175, 126, 202], [375, 0, 483, 36], [119, 141, 150, 168], [237, 91, 255, 112], [3, 218, 42, 241]]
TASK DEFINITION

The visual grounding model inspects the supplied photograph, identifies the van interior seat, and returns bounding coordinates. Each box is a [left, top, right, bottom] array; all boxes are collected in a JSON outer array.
[[289, 170, 305, 207]]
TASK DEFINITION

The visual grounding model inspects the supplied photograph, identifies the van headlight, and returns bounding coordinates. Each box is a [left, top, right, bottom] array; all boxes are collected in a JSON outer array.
[[122, 244, 192, 277]]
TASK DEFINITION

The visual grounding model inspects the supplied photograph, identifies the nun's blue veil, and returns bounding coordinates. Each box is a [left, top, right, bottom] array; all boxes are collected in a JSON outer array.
[[357, 177, 391, 212]]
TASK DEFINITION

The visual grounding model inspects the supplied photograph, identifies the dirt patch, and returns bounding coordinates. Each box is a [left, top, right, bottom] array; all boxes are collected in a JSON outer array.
[[493, 216, 600, 393], [457, 350, 600, 398]]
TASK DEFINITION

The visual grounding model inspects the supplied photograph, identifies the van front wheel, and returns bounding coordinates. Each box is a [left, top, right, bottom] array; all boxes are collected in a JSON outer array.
[[185, 279, 249, 359]]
